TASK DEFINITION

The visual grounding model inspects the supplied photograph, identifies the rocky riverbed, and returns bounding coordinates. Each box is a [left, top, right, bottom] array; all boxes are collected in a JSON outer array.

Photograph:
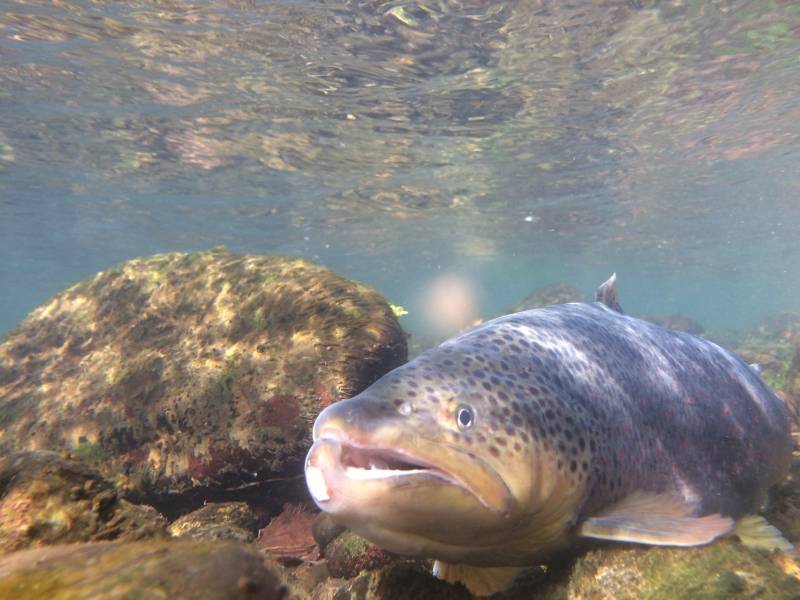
[[0, 250, 798, 599]]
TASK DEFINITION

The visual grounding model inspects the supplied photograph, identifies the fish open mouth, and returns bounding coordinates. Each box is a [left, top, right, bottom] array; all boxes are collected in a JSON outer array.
[[338, 444, 443, 481], [306, 429, 512, 516], [305, 435, 457, 505]]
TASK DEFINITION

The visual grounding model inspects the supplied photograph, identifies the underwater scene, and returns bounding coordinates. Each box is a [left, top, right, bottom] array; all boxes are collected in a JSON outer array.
[[1, 0, 800, 598]]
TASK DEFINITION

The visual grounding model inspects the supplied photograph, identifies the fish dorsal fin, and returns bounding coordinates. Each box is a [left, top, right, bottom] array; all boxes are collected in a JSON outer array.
[[578, 491, 734, 546], [595, 273, 623, 313], [735, 515, 794, 552], [432, 561, 525, 597]]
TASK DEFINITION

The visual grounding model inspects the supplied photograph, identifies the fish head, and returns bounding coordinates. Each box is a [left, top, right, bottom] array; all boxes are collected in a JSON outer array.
[[305, 339, 576, 563]]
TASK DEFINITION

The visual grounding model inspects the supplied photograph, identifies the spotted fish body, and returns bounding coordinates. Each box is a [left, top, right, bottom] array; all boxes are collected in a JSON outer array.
[[305, 277, 792, 592], [430, 302, 789, 519]]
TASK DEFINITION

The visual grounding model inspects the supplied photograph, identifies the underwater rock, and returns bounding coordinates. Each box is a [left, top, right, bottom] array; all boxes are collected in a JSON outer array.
[[311, 512, 347, 553], [502, 283, 584, 315], [0, 539, 288, 600], [531, 539, 800, 600], [169, 501, 259, 543], [640, 314, 706, 335], [0, 248, 407, 503], [257, 503, 319, 564], [0, 451, 167, 555], [93, 499, 169, 542], [314, 563, 470, 600], [324, 530, 402, 580], [764, 447, 800, 546], [733, 312, 800, 438]]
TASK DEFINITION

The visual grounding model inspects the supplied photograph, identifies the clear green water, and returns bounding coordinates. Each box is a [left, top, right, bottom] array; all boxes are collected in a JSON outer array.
[[1, 0, 799, 340]]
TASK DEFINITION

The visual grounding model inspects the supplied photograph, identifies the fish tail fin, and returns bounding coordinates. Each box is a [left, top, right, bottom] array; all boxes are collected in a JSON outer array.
[[735, 515, 794, 552], [432, 561, 525, 597]]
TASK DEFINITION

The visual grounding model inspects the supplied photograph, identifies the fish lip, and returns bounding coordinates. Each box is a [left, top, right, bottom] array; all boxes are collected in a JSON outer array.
[[308, 427, 512, 515]]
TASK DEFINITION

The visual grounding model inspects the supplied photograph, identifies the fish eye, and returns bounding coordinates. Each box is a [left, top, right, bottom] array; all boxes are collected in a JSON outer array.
[[456, 405, 474, 430]]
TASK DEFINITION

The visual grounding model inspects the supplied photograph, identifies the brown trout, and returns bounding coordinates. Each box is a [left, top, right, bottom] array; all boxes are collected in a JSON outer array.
[[304, 275, 792, 595]]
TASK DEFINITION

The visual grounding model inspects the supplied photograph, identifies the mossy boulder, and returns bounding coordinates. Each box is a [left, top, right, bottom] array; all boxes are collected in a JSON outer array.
[[314, 563, 470, 600], [0, 451, 167, 555], [0, 248, 407, 503], [0, 539, 288, 600], [324, 530, 400, 579], [733, 312, 800, 400], [503, 283, 584, 315], [169, 501, 259, 542], [531, 540, 800, 600], [641, 314, 705, 335]]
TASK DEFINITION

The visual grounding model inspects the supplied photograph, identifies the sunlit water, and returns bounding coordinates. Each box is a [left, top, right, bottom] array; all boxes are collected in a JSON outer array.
[[2, 0, 800, 341]]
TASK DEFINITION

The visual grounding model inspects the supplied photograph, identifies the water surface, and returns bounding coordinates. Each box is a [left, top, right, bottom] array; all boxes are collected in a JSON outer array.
[[2, 0, 799, 338]]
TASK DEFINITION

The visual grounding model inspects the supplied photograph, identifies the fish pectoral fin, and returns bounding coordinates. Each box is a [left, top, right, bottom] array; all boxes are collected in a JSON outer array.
[[432, 561, 525, 597], [735, 515, 794, 552], [578, 491, 734, 546]]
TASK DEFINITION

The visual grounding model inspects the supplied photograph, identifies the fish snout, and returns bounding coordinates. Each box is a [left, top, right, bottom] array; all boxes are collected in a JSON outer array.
[[312, 394, 399, 442]]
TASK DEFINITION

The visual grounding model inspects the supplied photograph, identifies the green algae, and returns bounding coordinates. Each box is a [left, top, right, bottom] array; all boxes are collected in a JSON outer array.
[[0, 540, 286, 600], [0, 249, 406, 503], [339, 531, 368, 555], [73, 441, 110, 466], [565, 540, 800, 600]]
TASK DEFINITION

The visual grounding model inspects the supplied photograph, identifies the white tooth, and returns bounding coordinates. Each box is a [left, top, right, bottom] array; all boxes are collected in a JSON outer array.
[[345, 466, 427, 480], [306, 466, 330, 502]]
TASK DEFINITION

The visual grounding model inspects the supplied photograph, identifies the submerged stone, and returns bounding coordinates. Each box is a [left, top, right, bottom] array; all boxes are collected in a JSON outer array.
[[502, 283, 584, 315], [733, 312, 800, 406], [544, 540, 800, 600], [257, 503, 319, 564], [0, 539, 288, 600], [169, 501, 259, 543], [0, 451, 167, 555], [641, 313, 705, 335], [0, 248, 406, 503], [315, 563, 470, 600]]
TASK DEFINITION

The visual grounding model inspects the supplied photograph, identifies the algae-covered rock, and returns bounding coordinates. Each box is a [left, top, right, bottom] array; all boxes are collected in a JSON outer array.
[[0, 539, 288, 599], [765, 450, 800, 546], [503, 283, 584, 315], [315, 563, 470, 600], [641, 314, 706, 335], [0, 248, 407, 502], [324, 530, 399, 579], [489, 540, 800, 600], [0, 451, 167, 555], [169, 501, 259, 542], [733, 312, 800, 402], [556, 540, 799, 600]]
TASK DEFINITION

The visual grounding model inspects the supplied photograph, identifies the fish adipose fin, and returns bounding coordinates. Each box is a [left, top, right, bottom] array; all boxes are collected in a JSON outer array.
[[578, 491, 734, 546], [595, 273, 624, 313], [735, 515, 794, 552], [432, 561, 525, 597]]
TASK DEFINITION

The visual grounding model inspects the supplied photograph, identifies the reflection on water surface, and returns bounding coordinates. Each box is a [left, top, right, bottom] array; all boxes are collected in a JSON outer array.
[[1, 0, 799, 336]]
